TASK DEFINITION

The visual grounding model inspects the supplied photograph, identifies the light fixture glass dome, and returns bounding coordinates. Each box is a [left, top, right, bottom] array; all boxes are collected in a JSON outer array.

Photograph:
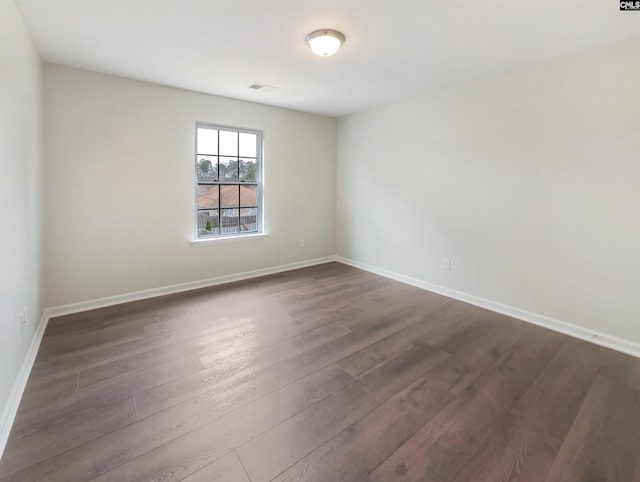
[[306, 29, 345, 57]]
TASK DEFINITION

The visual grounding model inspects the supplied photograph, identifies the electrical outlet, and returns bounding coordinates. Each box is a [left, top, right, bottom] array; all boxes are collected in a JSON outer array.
[[299, 239, 305, 248], [441, 258, 451, 271], [20, 307, 27, 332]]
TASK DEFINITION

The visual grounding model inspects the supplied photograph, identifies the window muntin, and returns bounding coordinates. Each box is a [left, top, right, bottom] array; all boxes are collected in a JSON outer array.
[[196, 124, 262, 237]]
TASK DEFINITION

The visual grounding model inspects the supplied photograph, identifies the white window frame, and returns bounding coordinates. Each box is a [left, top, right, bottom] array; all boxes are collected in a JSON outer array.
[[194, 122, 263, 239]]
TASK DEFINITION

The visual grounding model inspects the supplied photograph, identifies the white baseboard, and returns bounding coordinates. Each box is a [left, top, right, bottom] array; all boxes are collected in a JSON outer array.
[[45, 256, 338, 319], [336, 256, 640, 358], [0, 310, 49, 461]]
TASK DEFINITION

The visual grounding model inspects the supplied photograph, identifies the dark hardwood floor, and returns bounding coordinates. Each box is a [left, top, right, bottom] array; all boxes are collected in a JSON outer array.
[[1, 262, 639, 481]]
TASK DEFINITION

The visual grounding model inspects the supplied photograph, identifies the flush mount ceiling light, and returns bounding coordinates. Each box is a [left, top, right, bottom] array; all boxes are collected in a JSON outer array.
[[306, 29, 345, 57]]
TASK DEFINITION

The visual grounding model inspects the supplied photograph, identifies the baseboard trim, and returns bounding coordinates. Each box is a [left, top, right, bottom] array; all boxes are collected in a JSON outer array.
[[0, 310, 49, 460], [336, 256, 640, 358], [46, 256, 338, 319]]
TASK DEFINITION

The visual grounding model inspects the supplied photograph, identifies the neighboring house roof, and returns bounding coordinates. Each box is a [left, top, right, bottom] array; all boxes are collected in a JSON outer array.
[[198, 185, 257, 209]]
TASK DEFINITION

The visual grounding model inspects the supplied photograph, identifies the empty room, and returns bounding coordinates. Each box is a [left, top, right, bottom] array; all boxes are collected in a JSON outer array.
[[1, 0, 640, 480]]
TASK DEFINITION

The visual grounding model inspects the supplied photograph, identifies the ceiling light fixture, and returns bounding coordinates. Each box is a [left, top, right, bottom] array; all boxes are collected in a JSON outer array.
[[306, 29, 345, 57]]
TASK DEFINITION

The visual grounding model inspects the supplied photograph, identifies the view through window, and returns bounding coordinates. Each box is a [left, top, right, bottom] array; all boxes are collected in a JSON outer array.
[[195, 123, 262, 237]]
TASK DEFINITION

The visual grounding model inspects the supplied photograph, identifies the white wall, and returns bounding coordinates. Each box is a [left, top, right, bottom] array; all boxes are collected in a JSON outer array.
[[0, 0, 43, 439], [337, 43, 640, 344], [44, 64, 337, 307]]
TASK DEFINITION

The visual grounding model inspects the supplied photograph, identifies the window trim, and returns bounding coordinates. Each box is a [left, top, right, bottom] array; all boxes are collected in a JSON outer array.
[[194, 122, 264, 239], [190, 232, 269, 246]]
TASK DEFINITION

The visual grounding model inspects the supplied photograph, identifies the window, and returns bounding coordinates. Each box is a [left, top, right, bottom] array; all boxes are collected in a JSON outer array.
[[195, 123, 262, 238]]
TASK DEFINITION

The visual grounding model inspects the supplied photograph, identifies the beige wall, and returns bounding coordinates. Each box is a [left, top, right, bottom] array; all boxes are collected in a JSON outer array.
[[337, 43, 640, 343], [0, 0, 43, 429], [43, 64, 337, 307]]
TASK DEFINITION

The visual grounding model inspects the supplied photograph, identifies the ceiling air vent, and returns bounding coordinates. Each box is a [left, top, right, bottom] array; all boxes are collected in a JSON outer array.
[[248, 83, 276, 93]]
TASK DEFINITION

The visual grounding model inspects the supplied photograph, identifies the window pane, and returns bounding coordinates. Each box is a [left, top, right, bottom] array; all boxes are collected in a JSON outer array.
[[240, 208, 258, 232], [220, 185, 239, 208], [195, 124, 261, 239], [219, 130, 238, 156], [221, 208, 239, 234], [239, 158, 257, 181], [219, 157, 238, 181], [197, 156, 218, 181], [240, 185, 258, 207], [239, 132, 257, 158], [198, 185, 218, 209], [197, 128, 218, 155], [198, 210, 219, 235]]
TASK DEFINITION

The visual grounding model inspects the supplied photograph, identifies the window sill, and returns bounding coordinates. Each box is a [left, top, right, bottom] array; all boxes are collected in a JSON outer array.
[[190, 233, 269, 246]]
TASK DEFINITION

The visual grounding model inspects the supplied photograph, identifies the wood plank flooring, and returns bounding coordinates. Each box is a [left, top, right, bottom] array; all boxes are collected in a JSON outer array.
[[1, 262, 639, 481]]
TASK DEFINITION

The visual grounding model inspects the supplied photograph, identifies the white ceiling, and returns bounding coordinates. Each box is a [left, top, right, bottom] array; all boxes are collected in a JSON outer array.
[[16, 0, 640, 118]]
